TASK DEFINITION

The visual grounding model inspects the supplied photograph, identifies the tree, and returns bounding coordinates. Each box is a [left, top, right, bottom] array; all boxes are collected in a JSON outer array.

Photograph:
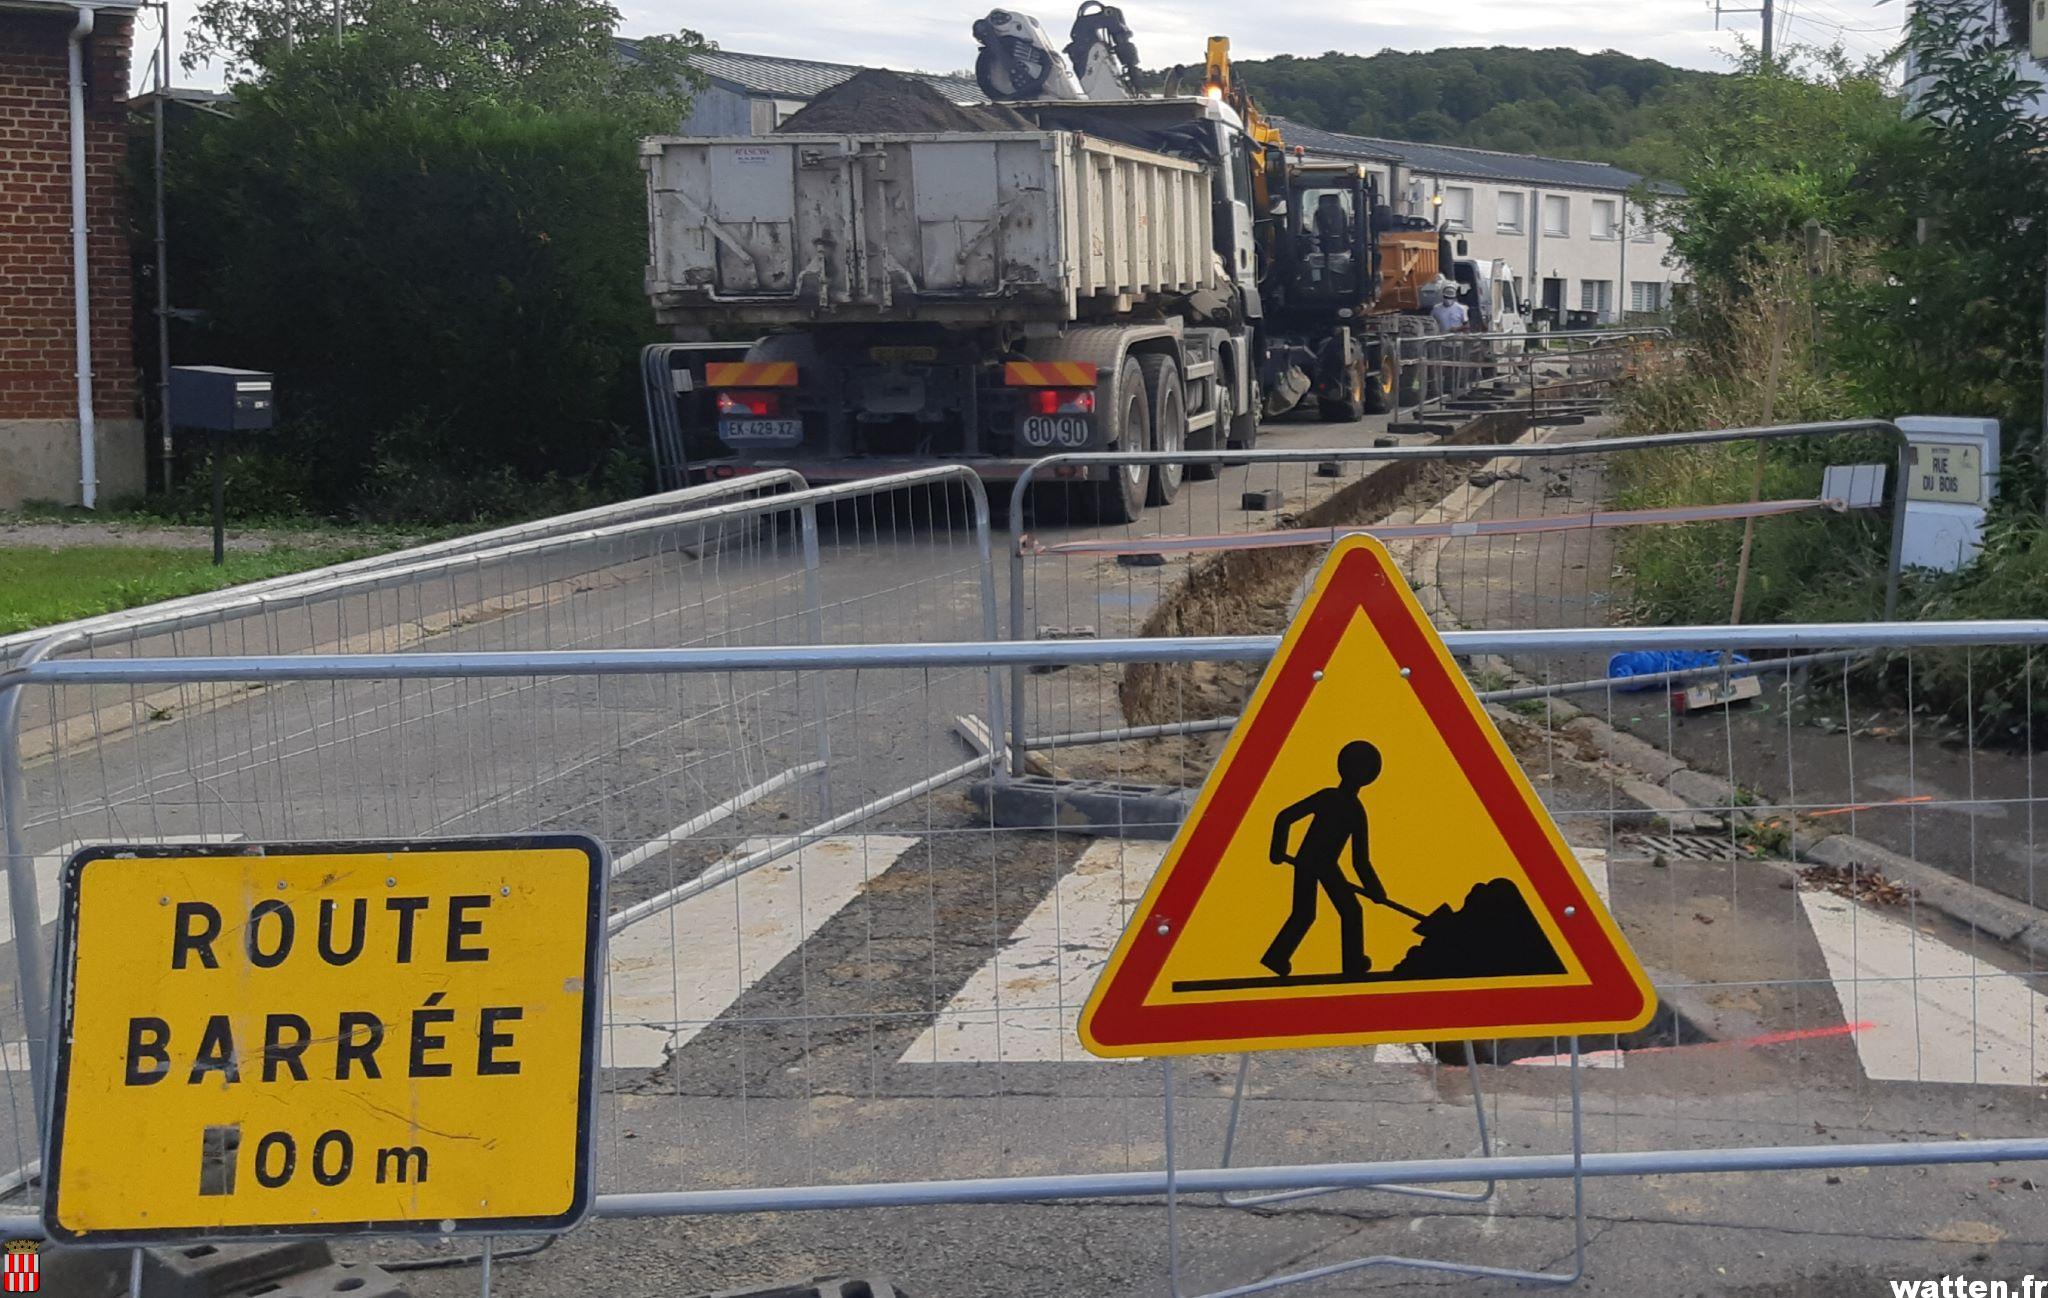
[[1225, 46, 1707, 168], [1834, 0, 2048, 485], [184, 0, 703, 132], [159, 0, 708, 518], [1645, 44, 1907, 290]]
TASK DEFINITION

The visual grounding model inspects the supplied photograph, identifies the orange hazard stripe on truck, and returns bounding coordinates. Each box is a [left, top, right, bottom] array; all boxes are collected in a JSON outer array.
[[1004, 361, 1099, 387], [705, 361, 799, 387]]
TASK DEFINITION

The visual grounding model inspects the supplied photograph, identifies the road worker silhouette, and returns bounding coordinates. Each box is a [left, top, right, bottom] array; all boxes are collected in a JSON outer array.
[[1260, 740, 1383, 978]]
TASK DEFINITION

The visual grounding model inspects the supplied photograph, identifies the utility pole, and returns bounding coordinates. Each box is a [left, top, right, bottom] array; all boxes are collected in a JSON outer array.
[[1714, 0, 1775, 66], [153, 0, 173, 490]]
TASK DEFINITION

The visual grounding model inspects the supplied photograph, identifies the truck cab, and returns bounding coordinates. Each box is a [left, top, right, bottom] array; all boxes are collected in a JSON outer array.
[[1448, 251, 1528, 338]]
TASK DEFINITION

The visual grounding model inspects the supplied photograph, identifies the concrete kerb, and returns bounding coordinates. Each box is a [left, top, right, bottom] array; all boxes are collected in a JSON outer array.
[[1543, 680, 2048, 962]]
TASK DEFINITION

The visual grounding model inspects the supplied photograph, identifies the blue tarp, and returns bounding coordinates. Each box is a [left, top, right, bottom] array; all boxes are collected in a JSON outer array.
[[1607, 649, 1751, 691]]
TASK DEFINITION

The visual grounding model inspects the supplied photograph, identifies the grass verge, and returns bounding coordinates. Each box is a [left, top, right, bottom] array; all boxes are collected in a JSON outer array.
[[0, 545, 378, 636]]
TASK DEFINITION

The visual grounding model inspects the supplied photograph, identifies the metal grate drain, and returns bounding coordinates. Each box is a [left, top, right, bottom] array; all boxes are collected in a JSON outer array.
[[1622, 832, 1745, 861]]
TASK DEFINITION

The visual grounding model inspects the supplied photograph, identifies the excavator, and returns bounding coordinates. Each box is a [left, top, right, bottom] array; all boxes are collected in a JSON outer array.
[[972, 11, 1461, 420]]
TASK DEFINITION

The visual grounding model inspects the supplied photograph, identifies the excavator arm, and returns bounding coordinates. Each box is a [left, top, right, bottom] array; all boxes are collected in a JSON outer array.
[[1201, 37, 1287, 277]]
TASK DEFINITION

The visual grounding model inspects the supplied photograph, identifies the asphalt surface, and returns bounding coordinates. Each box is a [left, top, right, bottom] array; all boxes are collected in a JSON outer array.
[[15, 402, 2048, 1296]]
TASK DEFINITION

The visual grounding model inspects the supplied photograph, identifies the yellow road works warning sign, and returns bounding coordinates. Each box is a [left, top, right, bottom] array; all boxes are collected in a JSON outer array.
[[45, 836, 605, 1244], [1078, 535, 1654, 1057]]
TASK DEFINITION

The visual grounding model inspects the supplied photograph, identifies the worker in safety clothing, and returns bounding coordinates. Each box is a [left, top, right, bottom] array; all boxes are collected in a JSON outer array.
[[1429, 283, 1470, 333]]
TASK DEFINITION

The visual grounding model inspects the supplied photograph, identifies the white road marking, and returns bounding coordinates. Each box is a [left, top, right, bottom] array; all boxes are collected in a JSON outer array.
[[1799, 888, 2048, 1086], [603, 834, 919, 1069], [900, 838, 1168, 1065], [3, 835, 242, 946]]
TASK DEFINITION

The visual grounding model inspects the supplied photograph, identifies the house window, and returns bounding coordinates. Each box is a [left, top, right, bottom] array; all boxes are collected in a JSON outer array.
[[1629, 207, 1656, 243], [1580, 279, 1614, 316], [1630, 280, 1667, 313], [1542, 194, 1570, 237], [1496, 191, 1525, 233], [1591, 198, 1618, 240], [1441, 185, 1473, 230]]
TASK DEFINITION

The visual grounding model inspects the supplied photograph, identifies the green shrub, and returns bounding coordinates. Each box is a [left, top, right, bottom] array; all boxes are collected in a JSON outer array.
[[165, 101, 660, 514]]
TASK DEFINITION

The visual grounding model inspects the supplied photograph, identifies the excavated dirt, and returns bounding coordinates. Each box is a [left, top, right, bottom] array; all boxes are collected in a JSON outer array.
[[777, 69, 1032, 134], [1117, 414, 1534, 736]]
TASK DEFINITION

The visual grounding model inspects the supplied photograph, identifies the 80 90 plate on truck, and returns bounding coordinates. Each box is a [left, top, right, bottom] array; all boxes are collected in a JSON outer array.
[[1020, 415, 1092, 448]]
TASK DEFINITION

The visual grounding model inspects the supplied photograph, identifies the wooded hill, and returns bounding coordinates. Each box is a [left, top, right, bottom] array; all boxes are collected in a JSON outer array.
[[1210, 47, 1713, 175]]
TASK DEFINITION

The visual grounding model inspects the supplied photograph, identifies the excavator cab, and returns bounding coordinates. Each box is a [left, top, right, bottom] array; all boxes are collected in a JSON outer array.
[[1268, 163, 1376, 314]]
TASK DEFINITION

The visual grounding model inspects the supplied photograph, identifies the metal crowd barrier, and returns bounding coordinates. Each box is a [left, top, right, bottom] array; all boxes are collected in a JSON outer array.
[[4, 619, 2048, 1294], [1391, 326, 1673, 426], [1003, 419, 1913, 777]]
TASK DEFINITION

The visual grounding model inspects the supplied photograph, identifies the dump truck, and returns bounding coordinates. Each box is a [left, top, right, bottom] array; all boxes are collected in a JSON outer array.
[[642, 88, 1264, 522]]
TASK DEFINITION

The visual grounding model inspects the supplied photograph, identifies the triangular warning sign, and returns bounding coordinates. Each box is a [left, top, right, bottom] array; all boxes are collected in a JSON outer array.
[[1079, 535, 1655, 1057]]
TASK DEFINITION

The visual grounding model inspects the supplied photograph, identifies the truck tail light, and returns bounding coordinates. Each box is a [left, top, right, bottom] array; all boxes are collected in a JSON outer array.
[[1020, 388, 1096, 416], [717, 390, 783, 417]]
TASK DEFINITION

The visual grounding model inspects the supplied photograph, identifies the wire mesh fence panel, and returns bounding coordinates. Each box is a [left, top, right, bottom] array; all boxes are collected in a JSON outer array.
[[0, 470, 1002, 1217], [1007, 422, 1910, 797], [6, 622, 2044, 1283], [1391, 328, 1668, 428]]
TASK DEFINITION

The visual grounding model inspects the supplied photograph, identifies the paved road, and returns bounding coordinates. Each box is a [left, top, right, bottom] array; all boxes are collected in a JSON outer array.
[[15, 407, 2048, 1295]]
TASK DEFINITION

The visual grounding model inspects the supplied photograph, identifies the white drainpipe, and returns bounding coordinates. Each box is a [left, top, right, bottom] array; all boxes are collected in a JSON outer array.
[[68, 5, 98, 509]]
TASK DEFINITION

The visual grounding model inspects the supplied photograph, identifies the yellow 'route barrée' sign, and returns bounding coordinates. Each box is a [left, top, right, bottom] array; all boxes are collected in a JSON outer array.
[[44, 836, 605, 1245]]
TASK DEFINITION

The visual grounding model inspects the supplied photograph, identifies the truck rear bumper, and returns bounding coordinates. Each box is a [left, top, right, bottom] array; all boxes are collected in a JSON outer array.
[[700, 456, 1101, 487]]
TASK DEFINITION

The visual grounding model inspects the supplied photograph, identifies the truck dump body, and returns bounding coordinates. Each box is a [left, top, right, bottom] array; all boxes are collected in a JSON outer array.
[[643, 131, 1218, 327]]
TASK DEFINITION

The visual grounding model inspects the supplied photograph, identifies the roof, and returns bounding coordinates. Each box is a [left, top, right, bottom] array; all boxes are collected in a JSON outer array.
[[1273, 117, 1680, 195], [621, 42, 987, 105], [0, 0, 145, 13], [126, 86, 234, 111]]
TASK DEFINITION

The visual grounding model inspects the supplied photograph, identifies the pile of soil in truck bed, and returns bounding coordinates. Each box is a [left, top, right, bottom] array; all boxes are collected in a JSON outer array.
[[777, 68, 1032, 133]]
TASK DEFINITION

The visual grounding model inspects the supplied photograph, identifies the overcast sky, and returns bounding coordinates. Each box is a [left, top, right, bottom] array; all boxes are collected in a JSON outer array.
[[142, 0, 1904, 95], [614, 0, 1904, 74]]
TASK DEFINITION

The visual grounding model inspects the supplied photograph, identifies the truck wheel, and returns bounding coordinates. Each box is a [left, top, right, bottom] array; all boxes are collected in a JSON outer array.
[[1318, 364, 1367, 422], [1364, 353, 1394, 414], [1093, 355, 1151, 525], [1187, 375, 1227, 481], [1138, 352, 1184, 507]]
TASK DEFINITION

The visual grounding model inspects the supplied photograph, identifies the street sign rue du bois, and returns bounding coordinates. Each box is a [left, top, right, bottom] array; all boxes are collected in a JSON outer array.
[[44, 836, 605, 1245]]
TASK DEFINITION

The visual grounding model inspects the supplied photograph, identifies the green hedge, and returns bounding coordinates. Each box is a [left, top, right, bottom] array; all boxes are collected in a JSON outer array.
[[163, 100, 659, 519]]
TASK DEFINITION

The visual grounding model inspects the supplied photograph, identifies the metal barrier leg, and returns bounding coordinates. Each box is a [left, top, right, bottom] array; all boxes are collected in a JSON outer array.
[[0, 631, 84, 1142], [799, 502, 834, 814], [1163, 1058, 1184, 1297], [1165, 1041, 1587, 1295], [970, 477, 1008, 778], [1214, 1043, 1496, 1208], [1884, 437, 1911, 618], [1007, 516, 1030, 780]]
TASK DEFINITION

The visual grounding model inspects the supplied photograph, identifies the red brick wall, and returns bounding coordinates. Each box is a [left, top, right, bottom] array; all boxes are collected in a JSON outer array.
[[0, 9, 137, 423]]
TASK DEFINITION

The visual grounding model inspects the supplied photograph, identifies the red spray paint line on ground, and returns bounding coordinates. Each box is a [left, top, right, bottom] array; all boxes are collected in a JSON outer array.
[[1509, 1020, 1876, 1068]]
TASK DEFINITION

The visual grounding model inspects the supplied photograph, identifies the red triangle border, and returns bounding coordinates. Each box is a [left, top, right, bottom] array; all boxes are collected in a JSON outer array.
[[1084, 543, 1652, 1051]]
